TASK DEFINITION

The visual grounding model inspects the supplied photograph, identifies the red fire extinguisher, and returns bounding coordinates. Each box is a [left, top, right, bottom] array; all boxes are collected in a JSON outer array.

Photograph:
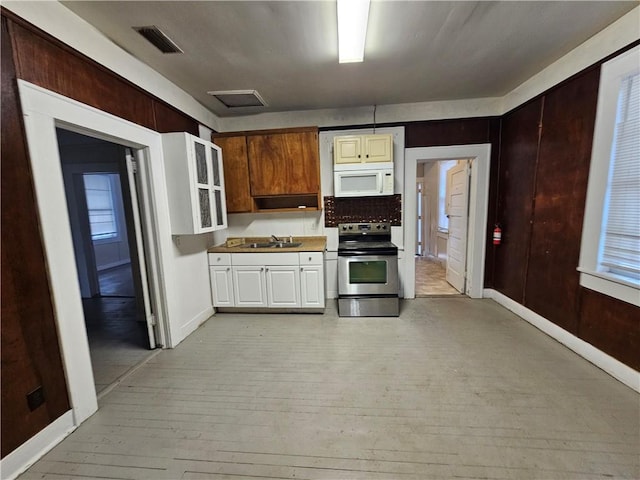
[[493, 225, 502, 245]]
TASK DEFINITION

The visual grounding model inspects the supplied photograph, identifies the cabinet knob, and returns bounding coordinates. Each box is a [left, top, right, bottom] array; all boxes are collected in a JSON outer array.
[[300, 267, 304, 272], [264, 267, 267, 272], [226, 267, 230, 271], [308, 256, 312, 261]]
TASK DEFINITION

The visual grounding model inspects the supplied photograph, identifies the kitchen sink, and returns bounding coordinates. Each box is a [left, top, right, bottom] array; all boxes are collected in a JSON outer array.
[[240, 242, 274, 248], [239, 241, 303, 249], [272, 242, 302, 248]]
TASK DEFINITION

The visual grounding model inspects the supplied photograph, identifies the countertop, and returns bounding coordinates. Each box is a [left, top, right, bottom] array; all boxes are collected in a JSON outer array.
[[208, 236, 326, 253]]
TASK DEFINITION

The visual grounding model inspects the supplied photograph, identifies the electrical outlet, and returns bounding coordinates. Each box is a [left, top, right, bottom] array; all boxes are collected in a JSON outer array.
[[27, 386, 45, 411]]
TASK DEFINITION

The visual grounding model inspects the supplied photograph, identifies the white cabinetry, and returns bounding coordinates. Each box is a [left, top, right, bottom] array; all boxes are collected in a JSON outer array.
[[299, 252, 325, 308], [208, 251, 324, 310], [265, 265, 300, 307], [162, 132, 227, 234], [233, 266, 268, 307], [334, 134, 393, 164], [209, 253, 234, 307]]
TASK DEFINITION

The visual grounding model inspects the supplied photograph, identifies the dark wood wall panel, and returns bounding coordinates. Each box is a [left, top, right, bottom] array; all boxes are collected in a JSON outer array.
[[404, 117, 494, 147], [524, 69, 600, 332], [153, 100, 200, 135], [579, 289, 640, 371], [10, 21, 156, 130], [483, 117, 502, 287], [492, 99, 543, 302], [1, 16, 70, 458], [5, 11, 200, 135]]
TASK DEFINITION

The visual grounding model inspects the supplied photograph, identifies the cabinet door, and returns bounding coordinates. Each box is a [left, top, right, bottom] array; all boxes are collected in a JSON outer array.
[[192, 137, 213, 231], [233, 266, 267, 307], [300, 265, 325, 308], [265, 266, 300, 307], [334, 136, 362, 164], [209, 144, 227, 228], [363, 134, 393, 163], [290, 131, 320, 195], [210, 266, 234, 307], [248, 132, 319, 196], [213, 136, 253, 213]]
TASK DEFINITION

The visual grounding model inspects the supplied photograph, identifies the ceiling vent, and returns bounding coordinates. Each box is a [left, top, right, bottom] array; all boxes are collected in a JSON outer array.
[[133, 26, 183, 54], [207, 90, 267, 108]]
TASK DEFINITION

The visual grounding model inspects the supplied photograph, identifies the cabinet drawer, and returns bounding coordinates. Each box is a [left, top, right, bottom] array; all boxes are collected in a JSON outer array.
[[232, 252, 299, 266], [208, 253, 231, 266], [299, 252, 323, 265]]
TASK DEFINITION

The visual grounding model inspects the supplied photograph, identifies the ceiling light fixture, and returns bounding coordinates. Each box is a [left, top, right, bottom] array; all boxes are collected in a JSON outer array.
[[337, 0, 370, 63]]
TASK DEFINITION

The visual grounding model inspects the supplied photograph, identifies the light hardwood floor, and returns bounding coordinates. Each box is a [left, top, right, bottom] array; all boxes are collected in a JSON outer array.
[[19, 298, 639, 480], [415, 256, 460, 296]]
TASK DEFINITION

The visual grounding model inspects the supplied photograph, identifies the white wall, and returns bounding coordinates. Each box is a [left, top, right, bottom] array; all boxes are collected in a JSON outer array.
[[422, 162, 440, 257]]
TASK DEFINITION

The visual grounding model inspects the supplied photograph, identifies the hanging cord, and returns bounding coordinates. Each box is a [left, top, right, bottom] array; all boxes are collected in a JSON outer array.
[[373, 104, 377, 133]]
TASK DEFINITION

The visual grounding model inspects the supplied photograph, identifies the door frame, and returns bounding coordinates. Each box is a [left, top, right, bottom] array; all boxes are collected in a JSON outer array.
[[404, 145, 491, 299], [17, 80, 175, 426]]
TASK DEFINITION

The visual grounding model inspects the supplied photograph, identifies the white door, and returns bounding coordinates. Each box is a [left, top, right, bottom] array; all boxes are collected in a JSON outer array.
[[125, 152, 157, 348], [266, 266, 300, 307], [445, 162, 470, 293]]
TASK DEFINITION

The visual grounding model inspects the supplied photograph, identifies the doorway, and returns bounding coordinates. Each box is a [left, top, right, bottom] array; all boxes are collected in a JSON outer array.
[[404, 144, 491, 300], [58, 129, 156, 395], [415, 159, 468, 296]]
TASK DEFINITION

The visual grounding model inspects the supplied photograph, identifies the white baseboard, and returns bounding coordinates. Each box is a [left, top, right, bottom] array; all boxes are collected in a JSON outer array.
[[180, 306, 215, 342], [484, 288, 639, 392], [0, 411, 75, 480]]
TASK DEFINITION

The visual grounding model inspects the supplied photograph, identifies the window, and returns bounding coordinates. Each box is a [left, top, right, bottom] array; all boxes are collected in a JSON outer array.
[[578, 46, 640, 307], [83, 173, 119, 241]]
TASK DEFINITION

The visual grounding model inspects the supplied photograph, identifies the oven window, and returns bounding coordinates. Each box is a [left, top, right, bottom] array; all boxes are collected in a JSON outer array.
[[349, 260, 387, 284]]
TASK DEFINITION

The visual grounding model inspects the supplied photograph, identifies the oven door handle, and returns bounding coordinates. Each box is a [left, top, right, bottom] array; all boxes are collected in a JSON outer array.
[[338, 249, 398, 256]]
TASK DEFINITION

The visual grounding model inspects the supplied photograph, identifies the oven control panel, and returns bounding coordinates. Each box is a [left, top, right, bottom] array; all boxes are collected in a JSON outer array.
[[338, 222, 391, 235]]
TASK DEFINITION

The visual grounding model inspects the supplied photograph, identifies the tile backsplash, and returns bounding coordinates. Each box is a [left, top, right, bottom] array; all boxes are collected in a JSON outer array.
[[324, 194, 402, 226]]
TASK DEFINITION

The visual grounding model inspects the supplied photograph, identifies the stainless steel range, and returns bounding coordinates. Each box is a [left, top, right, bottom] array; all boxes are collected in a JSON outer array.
[[337, 222, 399, 317]]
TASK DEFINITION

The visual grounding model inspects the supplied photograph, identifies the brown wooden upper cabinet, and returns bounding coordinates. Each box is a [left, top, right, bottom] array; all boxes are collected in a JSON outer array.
[[213, 127, 321, 213]]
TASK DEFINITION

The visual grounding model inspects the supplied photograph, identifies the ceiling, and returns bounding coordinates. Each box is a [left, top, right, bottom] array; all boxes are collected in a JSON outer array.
[[60, 1, 637, 118]]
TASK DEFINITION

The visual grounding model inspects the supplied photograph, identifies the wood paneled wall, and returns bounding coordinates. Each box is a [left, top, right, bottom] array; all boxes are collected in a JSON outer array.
[[0, 10, 201, 458], [400, 55, 638, 370], [492, 65, 639, 370]]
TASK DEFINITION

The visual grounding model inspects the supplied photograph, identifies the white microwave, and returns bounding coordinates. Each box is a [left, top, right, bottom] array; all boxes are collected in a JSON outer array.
[[334, 162, 394, 197]]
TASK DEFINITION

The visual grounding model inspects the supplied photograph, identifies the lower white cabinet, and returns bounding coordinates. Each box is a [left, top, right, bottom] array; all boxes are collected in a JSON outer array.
[[300, 253, 325, 308], [265, 266, 300, 307], [209, 253, 234, 306], [233, 266, 268, 307], [208, 251, 324, 309]]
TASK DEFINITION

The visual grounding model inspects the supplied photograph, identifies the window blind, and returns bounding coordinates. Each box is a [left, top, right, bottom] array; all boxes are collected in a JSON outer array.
[[601, 72, 640, 277], [84, 173, 118, 240]]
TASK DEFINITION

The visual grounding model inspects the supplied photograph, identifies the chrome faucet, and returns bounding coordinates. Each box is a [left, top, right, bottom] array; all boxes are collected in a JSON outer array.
[[270, 234, 281, 242]]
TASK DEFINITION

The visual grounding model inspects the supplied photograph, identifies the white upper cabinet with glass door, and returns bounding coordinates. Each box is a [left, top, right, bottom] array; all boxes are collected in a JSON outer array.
[[161, 132, 227, 234]]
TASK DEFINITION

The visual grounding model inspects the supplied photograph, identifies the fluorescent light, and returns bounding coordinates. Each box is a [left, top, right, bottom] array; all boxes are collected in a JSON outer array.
[[337, 0, 370, 63]]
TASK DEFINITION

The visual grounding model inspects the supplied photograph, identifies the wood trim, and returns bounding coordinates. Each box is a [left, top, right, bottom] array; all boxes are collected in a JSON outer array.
[[213, 126, 318, 138]]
